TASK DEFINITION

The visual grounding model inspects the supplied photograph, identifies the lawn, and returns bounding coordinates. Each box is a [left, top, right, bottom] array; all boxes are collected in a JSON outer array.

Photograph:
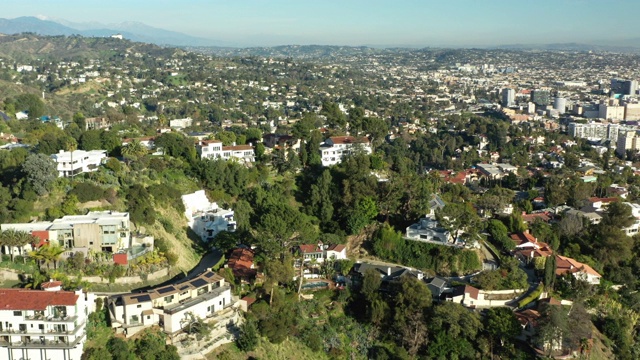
[[207, 339, 327, 360]]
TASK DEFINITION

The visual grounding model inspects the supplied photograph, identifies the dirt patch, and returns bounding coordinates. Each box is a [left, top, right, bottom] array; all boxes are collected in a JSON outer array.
[[78, 199, 111, 210], [346, 223, 378, 258]]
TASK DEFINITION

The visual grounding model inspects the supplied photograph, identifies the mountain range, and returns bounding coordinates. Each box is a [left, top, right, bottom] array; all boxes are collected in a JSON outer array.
[[0, 16, 228, 47], [1, 16, 640, 53]]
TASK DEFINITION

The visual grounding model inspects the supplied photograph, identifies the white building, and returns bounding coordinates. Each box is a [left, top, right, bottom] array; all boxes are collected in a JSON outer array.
[[196, 140, 255, 163], [182, 190, 236, 242], [50, 150, 107, 178], [169, 117, 193, 129], [320, 136, 372, 167], [297, 242, 347, 264], [616, 130, 640, 156], [623, 202, 640, 236], [108, 270, 235, 337], [0, 286, 93, 360]]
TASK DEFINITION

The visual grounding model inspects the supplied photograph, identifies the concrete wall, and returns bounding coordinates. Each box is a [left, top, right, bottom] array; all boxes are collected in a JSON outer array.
[[0, 268, 21, 281], [82, 267, 169, 284]]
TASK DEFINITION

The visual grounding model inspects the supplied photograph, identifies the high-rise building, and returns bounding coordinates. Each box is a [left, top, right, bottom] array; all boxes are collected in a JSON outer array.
[[553, 97, 567, 114], [611, 79, 638, 95], [617, 130, 640, 156], [501, 88, 515, 107], [531, 90, 550, 106]]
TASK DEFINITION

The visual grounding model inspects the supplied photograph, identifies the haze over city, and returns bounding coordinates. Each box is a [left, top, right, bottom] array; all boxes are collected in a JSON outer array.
[[2, 0, 639, 47]]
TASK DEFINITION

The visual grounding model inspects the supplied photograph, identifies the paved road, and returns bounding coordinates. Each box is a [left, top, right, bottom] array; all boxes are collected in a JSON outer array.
[[175, 249, 223, 283]]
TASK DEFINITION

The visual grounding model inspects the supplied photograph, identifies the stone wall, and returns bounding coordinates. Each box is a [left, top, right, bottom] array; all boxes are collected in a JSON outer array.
[[82, 267, 170, 284]]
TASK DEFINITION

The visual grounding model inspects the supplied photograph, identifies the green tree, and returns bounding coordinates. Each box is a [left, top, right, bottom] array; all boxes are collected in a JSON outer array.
[[79, 130, 103, 151], [392, 276, 432, 355], [436, 202, 481, 243], [236, 318, 259, 351], [347, 196, 378, 234], [544, 254, 557, 290], [15, 93, 45, 120], [485, 307, 521, 356], [22, 153, 58, 195]]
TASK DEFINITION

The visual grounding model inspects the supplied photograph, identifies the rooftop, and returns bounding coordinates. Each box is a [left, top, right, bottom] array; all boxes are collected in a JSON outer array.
[[0, 289, 79, 310]]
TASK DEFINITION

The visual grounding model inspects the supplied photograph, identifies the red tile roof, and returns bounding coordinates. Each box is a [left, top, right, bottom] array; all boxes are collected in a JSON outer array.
[[228, 248, 256, 279], [0, 289, 79, 310], [223, 145, 253, 151], [556, 255, 601, 278], [329, 136, 370, 145], [40, 281, 63, 290], [522, 212, 552, 223], [113, 253, 128, 266], [588, 197, 619, 204], [299, 244, 322, 254], [510, 232, 538, 246]]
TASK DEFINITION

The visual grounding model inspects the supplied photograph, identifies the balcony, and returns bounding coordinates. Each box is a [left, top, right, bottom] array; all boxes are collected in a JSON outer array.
[[25, 314, 78, 323], [0, 334, 85, 349]]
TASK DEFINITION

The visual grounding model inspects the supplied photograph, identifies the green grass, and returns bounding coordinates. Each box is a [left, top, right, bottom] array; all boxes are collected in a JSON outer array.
[[0, 260, 37, 273], [207, 338, 327, 360]]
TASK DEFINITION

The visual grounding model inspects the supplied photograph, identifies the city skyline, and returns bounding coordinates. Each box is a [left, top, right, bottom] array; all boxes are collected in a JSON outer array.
[[1, 0, 639, 47]]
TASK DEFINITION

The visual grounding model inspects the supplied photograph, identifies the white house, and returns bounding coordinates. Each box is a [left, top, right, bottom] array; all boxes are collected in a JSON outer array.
[[555, 255, 601, 285], [0, 286, 93, 360], [50, 149, 107, 178], [169, 117, 193, 129], [320, 136, 372, 167], [108, 270, 235, 337], [297, 242, 347, 263], [623, 202, 640, 236], [182, 190, 236, 242], [405, 216, 452, 244], [196, 140, 255, 163]]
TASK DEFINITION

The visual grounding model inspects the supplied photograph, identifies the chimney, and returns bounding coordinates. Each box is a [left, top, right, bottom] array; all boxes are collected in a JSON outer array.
[[232, 142, 236, 146], [387, 267, 392, 276]]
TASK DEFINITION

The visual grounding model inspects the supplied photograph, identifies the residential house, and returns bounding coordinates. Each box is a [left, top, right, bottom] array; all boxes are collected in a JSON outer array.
[[196, 140, 255, 163], [181, 190, 236, 242], [351, 263, 424, 287], [50, 149, 107, 178], [0, 286, 93, 360], [622, 202, 640, 236], [84, 117, 109, 130], [169, 117, 193, 129], [555, 255, 601, 285], [108, 270, 235, 337], [447, 285, 525, 309], [426, 277, 449, 299], [226, 248, 257, 283], [122, 137, 156, 150], [297, 242, 347, 264], [510, 231, 554, 263], [1, 211, 133, 259], [262, 133, 301, 152], [319, 136, 372, 166]]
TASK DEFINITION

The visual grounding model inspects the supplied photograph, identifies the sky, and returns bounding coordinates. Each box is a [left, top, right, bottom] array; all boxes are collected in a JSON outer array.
[[1, 0, 638, 47]]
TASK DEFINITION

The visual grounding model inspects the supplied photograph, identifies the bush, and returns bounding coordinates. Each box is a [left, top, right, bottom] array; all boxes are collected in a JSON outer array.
[[517, 283, 543, 308], [69, 182, 106, 202]]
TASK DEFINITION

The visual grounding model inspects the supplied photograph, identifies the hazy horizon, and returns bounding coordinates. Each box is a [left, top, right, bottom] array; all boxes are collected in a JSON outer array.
[[1, 0, 638, 47]]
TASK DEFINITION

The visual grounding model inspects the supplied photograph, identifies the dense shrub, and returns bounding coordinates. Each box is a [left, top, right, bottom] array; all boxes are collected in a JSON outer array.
[[69, 182, 106, 202]]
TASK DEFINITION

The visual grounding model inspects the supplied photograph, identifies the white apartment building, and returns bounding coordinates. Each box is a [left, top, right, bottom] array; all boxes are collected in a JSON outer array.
[[599, 102, 625, 121], [196, 140, 255, 163], [108, 270, 234, 337], [320, 136, 372, 167], [182, 190, 236, 242], [0, 286, 93, 360], [568, 122, 640, 144], [616, 130, 640, 156], [50, 150, 107, 178], [1, 211, 131, 258]]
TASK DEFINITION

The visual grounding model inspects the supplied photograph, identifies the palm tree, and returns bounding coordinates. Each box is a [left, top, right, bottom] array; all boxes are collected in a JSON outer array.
[[0, 229, 19, 262], [24, 270, 48, 289], [28, 247, 48, 270], [122, 139, 147, 162], [14, 231, 36, 263], [31, 244, 65, 270]]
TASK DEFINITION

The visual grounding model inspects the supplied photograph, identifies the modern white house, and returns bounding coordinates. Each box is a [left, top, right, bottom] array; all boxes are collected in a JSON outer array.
[[0, 286, 93, 360], [319, 136, 372, 167], [405, 216, 452, 244], [196, 140, 255, 163], [108, 270, 235, 337], [50, 150, 107, 178], [1, 211, 132, 259], [182, 190, 236, 242]]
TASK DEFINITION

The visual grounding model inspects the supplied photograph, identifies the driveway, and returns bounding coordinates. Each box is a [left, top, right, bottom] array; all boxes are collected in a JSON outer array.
[[177, 249, 223, 283]]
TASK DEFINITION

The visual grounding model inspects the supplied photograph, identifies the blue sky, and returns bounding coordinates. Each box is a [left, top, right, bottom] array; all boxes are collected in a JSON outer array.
[[1, 0, 637, 47]]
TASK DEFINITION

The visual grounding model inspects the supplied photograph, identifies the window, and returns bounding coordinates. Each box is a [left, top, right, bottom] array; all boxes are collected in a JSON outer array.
[[13, 311, 21, 316], [137, 305, 142, 308], [147, 316, 150, 320]]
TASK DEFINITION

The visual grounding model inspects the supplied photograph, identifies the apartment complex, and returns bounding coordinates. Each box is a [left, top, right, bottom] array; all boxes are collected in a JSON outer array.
[[0, 286, 92, 360], [1, 211, 131, 258], [320, 136, 372, 166], [196, 140, 255, 163], [616, 130, 640, 156], [50, 150, 107, 178], [182, 190, 236, 242], [108, 270, 233, 337]]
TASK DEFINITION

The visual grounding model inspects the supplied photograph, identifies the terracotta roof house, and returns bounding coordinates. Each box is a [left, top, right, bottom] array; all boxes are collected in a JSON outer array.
[[510, 231, 554, 262], [555, 255, 601, 285], [227, 248, 257, 281]]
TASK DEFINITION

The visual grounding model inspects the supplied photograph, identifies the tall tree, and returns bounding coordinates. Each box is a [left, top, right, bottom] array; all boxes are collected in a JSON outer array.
[[22, 153, 58, 196], [392, 276, 432, 355]]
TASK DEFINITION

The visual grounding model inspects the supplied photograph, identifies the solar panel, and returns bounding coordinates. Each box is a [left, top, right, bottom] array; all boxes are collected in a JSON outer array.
[[179, 285, 190, 291], [190, 278, 207, 288], [134, 294, 151, 302], [156, 286, 174, 294], [204, 272, 215, 278]]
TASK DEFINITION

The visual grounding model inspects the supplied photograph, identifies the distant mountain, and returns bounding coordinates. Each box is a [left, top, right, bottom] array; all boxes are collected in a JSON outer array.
[[493, 42, 640, 53], [0, 16, 227, 47]]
